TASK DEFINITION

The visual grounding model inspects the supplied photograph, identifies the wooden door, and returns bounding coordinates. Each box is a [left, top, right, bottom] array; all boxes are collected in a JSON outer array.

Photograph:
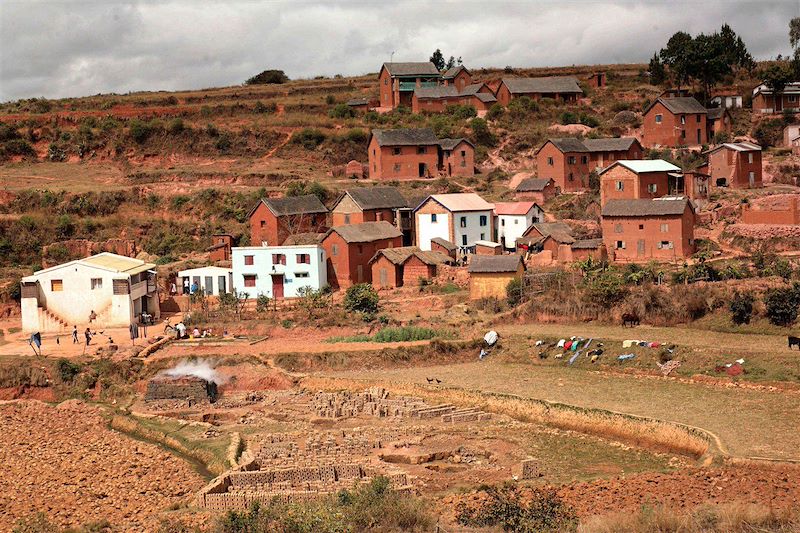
[[637, 239, 645, 257], [379, 268, 388, 288], [271, 275, 284, 299]]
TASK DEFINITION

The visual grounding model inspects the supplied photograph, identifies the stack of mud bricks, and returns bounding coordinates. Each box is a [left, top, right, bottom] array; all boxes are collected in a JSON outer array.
[[144, 378, 210, 403], [441, 407, 492, 423], [520, 459, 539, 480], [413, 404, 456, 419]]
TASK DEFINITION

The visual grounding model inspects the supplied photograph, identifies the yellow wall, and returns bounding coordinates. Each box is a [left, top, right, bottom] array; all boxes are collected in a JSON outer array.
[[469, 271, 520, 300]]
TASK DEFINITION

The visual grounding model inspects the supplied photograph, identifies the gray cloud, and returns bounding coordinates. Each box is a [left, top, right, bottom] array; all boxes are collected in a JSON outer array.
[[0, 0, 796, 102]]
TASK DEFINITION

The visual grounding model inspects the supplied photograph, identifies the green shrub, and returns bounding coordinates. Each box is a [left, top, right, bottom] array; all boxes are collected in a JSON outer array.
[[256, 293, 271, 313], [290, 128, 326, 149], [3, 138, 36, 156], [764, 284, 800, 327], [506, 278, 524, 307], [729, 290, 755, 325], [344, 283, 379, 314], [345, 128, 368, 144], [56, 359, 82, 383], [253, 100, 277, 114], [585, 270, 628, 307], [329, 103, 355, 119], [373, 326, 438, 343], [470, 117, 496, 147], [245, 69, 289, 85], [129, 119, 155, 143], [166, 118, 185, 134], [486, 103, 505, 121], [215, 134, 232, 152], [445, 104, 477, 119]]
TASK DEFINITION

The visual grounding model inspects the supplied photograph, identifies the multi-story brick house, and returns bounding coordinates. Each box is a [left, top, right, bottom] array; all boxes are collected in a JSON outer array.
[[598, 159, 682, 205], [330, 186, 417, 245], [321, 221, 403, 289], [441, 65, 472, 90], [706, 107, 733, 141], [705, 142, 762, 188], [494, 77, 583, 106], [368, 129, 474, 180], [752, 81, 800, 114], [414, 193, 495, 255], [207, 234, 234, 262], [536, 137, 643, 193], [378, 62, 442, 109], [601, 198, 695, 262], [248, 195, 328, 247], [642, 97, 708, 147], [412, 83, 497, 114]]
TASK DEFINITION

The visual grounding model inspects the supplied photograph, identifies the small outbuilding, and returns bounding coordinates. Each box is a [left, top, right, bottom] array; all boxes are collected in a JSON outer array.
[[467, 254, 525, 300], [177, 266, 233, 296], [370, 246, 452, 289]]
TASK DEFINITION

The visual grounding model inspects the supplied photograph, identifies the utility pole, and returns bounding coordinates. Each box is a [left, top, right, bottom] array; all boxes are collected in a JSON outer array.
[[390, 50, 395, 63]]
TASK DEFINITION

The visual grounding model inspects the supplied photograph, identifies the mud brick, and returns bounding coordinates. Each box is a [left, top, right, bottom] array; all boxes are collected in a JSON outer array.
[[521, 459, 539, 479]]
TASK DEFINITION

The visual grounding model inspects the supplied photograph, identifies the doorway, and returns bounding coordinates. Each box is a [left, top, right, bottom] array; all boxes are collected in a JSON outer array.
[[637, 239, 645, 257], [418, 163, 427, 177], [271, 274, 284, 299]]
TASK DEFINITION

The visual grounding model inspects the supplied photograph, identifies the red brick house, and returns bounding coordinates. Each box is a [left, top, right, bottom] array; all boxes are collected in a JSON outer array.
[[207, 234, 233, 262], [249, 195, 328, 247], [441, 65, 472, 90], [321, 221, 403, 289], [430, 237, 457, 259], [495, 77, 583, 106], [642, 97, 708, 147], [706, 107, 733, 141], [601, 198, 695, 262], [330, 187, 408, 226], [514, 177, 558, 203], [752, 81, 800, 114], [586, 72, 606, 88], [683, 171, 710, 202], [370, 246, 452, 289], [705, 142, 762, 188], [536, 137, 643, 193], [412, 83, 497, 114], [368, 129, 474, 180], [598, 159, 682, 205], [378, 62, 442, 109], [514, 222, 604, 263]]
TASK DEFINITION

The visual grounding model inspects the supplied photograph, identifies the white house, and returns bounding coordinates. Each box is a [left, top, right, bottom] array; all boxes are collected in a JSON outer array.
[[414, 193, 495, 255], [20, 252, 159, 333], [177, 266, 233, 296], [494, 201, 544, 250], [232, 244, 327, 299]]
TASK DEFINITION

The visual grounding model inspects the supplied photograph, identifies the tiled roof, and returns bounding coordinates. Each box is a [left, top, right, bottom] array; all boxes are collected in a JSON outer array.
[[655, 97, 707, 115], [494, 201, 538, 216], [571, 238, 604, 249], [442, 65, 468, 79], [382, 62, 441, 76], [501, 76, 583, 95], [430, 237, 457, 251], [371, 246, 451, 266], [261, 195, 328, 216], [515, 178, 553, 192], [601, 198, 691, 217], [414, 86, 460, 98], [438, 137, 473, 150], [327, 221, 403, 243], [342, 187, 408, 210], [372, 128, 439, 146], [427, 193, 494, 212], [544, 137, 639, 154], [525, 222, 575, 244], [467, 254, 524, 273]]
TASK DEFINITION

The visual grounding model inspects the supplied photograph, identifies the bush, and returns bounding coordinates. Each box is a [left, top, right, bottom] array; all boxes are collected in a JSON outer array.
[[456, 484, 576, 532], [486, 103, 505, 121], [345, 128, 368, 144], [245, 69, 289, 85], [215, 134, 232, 152], [343, 283, 379, 314], [445, 104, 477, 119], [585, 270, 628, 307], [373, 326, 438, 342], [3, 138, 36, 157], [507, 278, 524, 307], [255, 293, 271, 313], [329, 103, 355, 119], [290, 128, 326, 149], [253, 100, 277, 114], [166, 118, 185, 134], [729, 291, 755, 325], [764, 285, 800, 327], [129, 119, 155, 144], [56, 359, 82, 383], [684, 293, 709, 320], [470, 117, 496, 147]]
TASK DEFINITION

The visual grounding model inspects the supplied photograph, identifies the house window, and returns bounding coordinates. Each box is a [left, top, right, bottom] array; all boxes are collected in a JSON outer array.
[[431, 214, 437, 223], [260, 220, 266, 228], [244, 255, 254, 265], [417, 147, 427, 154], [460, 160, 466, 167], [90, 278, 103, 290], [661, 223, 669, 233], [332, 244, 338, 256], [344, 214, 350, 224], [461, 235, 468, 246], [296, 254, 310, 264], [243, 275, 256, 288], [384, 78, 388, 85], [392, 147, 401, 155], [461, 150, 466, 157], [655, 114, 662, 123], [614, 224, 623, 233], [647, 183, 657, 193], [272, 254, 286, 265], [615, 181, 624, 191], [295, 272, 310, 278], [657, 241, 673, 249], [51, 279, 63, 292], [480, 233, 485, 240], [681, 130, 686, 138], [501, 219, 505, 226], [393, 163, 401, 172], [514, 219, 519, 224], [581, 156, 588, 164], [547, 157, 554, 166], [747, 153, 753, 164], [568, 173, 574, 181], [460, 216, 467, 228], [639, 224, 644, 230], [615, 241, 625, 249], [357, 245, 363, 254], [479, 215, 487, 226], [567, 156, 576, 165], [681, 116, 686, 125]]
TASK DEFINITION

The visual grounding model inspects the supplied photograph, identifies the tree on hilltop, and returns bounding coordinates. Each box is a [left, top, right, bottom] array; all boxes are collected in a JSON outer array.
[[245, 69, 289, 85]]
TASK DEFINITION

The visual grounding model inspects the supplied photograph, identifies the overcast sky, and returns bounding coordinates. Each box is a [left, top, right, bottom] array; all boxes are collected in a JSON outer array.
[[0, 1, 797, 102]]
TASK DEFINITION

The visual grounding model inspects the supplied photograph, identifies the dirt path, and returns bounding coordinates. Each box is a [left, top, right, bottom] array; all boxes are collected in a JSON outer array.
[[262, 125, 296, 160], [507, 171, 534, 190]]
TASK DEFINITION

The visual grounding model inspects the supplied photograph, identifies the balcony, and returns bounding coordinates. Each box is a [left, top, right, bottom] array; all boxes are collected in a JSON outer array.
[[398, 81, 439, 91]]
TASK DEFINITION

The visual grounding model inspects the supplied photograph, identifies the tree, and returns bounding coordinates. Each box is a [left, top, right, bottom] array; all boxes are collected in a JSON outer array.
[[469, 117, 496, 147], [648, 53, 667, 85], [343, 283, 379, 315], [429, 49, 445, 71], [446, 56, 456, 70], [729, 291, 755, 325], [790, 17, 800, 77], [764, 285, 800, 327], [660, 31, 694, 89], [245, 69, 288, 85], [761, 63, 794, 94]]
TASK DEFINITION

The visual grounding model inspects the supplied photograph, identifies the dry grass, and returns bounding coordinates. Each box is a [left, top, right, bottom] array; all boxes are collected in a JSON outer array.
[[578, 503, 799, 533], [302, 376, 710, 459]]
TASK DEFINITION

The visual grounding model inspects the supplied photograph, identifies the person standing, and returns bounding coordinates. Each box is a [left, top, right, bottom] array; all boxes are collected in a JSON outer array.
[[72, 325, 78, 344], [84, 328, 92, 346], [182, 278, 190, 295], [88, 310, 97, 323]]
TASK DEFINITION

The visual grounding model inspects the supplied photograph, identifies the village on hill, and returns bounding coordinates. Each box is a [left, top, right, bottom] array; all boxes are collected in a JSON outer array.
[[2, 15, 800, 533]]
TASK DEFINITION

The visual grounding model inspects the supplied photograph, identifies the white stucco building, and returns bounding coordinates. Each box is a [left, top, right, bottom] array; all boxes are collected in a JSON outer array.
[[494, 201, 544, 250], [20, 252, 159, 333], [177, 266, 233, 296], [414, 193, 495, 256], [231, 244, 327, 299]]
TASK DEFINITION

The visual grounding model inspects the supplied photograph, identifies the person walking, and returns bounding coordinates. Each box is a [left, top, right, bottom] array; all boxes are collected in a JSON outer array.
[[72, 325, 79, 344], [170, 281, 177, 295], [84, 328, 92, 347]]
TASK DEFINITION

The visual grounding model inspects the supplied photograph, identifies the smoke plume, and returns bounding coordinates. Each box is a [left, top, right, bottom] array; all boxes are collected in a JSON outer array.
[[159, 359, 225, 384]]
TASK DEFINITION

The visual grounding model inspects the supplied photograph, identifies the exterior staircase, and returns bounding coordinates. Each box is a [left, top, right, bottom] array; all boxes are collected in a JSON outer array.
[[39, 307, 69, 332]]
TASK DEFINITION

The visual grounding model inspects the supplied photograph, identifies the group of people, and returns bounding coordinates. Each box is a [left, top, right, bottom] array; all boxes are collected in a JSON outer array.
[[167, 319, 214, 340], [169, 278, 199, 296], [72, 325, 94, 346]]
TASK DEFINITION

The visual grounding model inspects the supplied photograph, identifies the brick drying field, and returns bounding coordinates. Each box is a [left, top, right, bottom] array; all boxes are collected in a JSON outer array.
[[0, 400, 205, 530]]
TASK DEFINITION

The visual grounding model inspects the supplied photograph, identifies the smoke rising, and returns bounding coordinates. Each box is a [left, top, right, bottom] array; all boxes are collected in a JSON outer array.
[[160, 359, 226, 384]]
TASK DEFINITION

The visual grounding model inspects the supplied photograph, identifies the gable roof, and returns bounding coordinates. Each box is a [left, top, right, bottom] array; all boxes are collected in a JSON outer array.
[[706, 107, 730, 120], [494, 201, 539, 216], [571, 238, 604, 250], [608, 159, 681, 175], [283, 232, 325, 245], [545, 137, 589, 153], [438, 137, 474, 150], [501, 76, 583, 95], [515, 177, 553, 192], [372, 128, 439, 146], [370, 246, 451, 266], [467, 254, 524, 273], [325, 221, 402, 243], [647, 96, 707, 115], [382, 62, 440, 77], [540, 137, 640, 155], [423, 193, 494, 212], [523, 222, 574, 244], [337, 187, 408, 211], [601, 198, 692, 217], [24, 252, 155, 280], [753, 81, 800, 97], [705, 141, 761, 155], [414, 86, 460, 99], [442, 65, 469, 79], [254, 195, 328, 217], [430, 237, 457, 252], [346, 98, 369, 106]]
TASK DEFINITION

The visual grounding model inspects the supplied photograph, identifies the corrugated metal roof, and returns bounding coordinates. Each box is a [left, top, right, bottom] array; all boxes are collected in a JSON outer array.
[[502, 76, 583, 95], [475, 240, 502, 247], [467, 254, 523, 273], [581, 137, 639, 152], [524, 222, 575, 244], [327, 221, 403, 243], [494, 201, 537, 216], [515, 178, 553, 192], [601, 198, 691, 217], [428, 193, 494, 212], [283, 232, 325, 245], [382, 62, 441, 76], [81, 253, 155, 275], [372, 128, 439, 146], [615, 159, 681, 174]]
